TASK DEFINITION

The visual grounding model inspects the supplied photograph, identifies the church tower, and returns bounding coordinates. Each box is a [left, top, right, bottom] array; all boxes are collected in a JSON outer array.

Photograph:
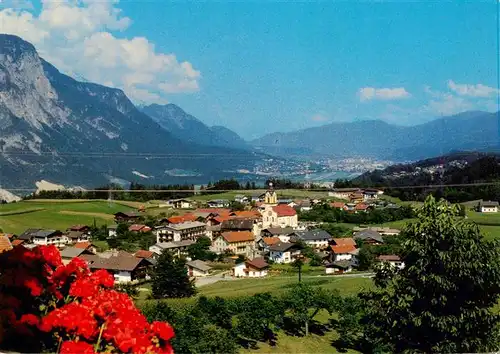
[[264, 182, 278, 205]]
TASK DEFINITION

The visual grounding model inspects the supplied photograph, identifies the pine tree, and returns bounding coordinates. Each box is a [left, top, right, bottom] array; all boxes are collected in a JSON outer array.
[[151, 252, 196, 299]]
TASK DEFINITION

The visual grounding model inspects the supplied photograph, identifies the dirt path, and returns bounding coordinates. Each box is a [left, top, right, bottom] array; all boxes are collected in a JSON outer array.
[[58, 210, 115, 220]]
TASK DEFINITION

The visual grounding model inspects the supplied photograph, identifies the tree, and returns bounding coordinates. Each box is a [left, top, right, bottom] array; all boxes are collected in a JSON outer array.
[[230, 201, 245, 211], [187, 236, 212, 260], [234, 293, 284, 343], [355, 245, 375, 271], [283, 283, 339, 336], [360, 195, 500, 353], [151, 251, 196, 299]]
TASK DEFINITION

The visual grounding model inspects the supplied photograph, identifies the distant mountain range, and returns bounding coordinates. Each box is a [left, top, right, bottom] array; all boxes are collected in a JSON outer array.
[[251, 111, 499, 161], [0, 34, 261, 189], [140, 104, 249, 150]]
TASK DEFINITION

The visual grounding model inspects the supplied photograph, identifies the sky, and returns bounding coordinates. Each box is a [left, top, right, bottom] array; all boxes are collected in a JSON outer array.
[[0, 0, 499, 139]]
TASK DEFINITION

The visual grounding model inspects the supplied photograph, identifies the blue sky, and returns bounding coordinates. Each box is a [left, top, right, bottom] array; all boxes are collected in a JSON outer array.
[[1, 0, 499, 138]]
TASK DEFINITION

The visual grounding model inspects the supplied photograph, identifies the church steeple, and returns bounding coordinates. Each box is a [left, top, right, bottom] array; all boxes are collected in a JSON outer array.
[[264, 182, 278, 205]]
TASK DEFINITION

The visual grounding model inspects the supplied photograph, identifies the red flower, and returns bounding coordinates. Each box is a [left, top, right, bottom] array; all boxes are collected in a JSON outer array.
[[69, 278, 99, 298], [19, 314, 39, 327], [151, 321, 175, 341], [24, 277, 43, 296], [90, 269, 114, 288], [38, 245, 63, 267], [60, 340, 95, 354]]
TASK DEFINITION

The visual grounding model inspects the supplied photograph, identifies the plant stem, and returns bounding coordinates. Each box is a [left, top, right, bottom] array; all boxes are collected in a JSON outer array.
[[95, 323, 106, 352]]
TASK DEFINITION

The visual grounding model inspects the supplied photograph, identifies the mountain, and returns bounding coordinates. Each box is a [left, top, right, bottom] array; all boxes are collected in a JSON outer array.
[[0, 34, 260, 188], [251, 112, 499, 161], [141, 104, 249, 149]]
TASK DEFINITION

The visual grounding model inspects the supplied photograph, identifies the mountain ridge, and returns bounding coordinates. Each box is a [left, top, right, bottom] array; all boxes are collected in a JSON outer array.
[[0, 34, 260, 188], [251, 111, 498, 160]]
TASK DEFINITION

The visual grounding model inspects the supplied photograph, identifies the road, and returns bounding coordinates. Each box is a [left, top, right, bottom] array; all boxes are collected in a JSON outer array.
[[195, 271, 374, 287]]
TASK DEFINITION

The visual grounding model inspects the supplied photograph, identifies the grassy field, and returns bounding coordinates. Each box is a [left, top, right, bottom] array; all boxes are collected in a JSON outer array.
[[191, 189, 330, 202], [0, 200, 134, 234], [465, 210, 500, 240]]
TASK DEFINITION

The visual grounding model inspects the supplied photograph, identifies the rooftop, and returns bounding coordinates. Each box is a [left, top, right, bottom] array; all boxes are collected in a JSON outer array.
[[221, 231, 254, 243], [154, 240, 196, 249], [269, 242, 301, 252], [186, 259, 212, 272], [272, 204, 297, 217], [160, 221, 206, 230], [378, 255, 401, 262], [245, 257, 269, 269], [292, 229, 331, 241], [60, 247, 88, 259], [262, 227, 294, 235]]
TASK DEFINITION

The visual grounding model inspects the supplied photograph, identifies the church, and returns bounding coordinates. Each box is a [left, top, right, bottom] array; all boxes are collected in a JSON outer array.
[[260, 183, 298, 229]]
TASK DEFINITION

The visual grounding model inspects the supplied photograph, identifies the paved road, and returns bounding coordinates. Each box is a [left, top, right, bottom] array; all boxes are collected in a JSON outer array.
[[195, 272, 374, 287]]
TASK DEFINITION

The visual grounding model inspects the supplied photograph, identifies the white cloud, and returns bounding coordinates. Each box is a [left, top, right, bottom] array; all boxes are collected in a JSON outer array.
[[0, 0, 201, 103], [447, 80, 499, 98], [358, 87, 411, 102]]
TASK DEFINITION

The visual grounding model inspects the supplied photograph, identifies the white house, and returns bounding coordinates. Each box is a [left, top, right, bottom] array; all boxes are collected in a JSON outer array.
[[149, 240, 195, 258], [268, 242, 302, 264], [377, 255, 405, 269], [325, 260, 354, 274], [479, 201, 499, 213], [107, 224, 118, 238], [329, 188, 361, 200], [232, 257, 269, 278], [168, 199, 194, 209], [154, 221, 206, 243], [207, 199, 230, 208], [290, 229, 331, 249], [212, 231, 255, 257], [19, 229, 68, 247], [261, 204, 298, 229], [186, 260, 212, 277], [330, 238, 357, 262]]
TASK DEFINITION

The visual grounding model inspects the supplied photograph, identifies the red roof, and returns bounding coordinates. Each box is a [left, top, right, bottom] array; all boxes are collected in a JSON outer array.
[[134, 250, 154, 259], [214, 215, 232, 223], [333, 238, 356, 247], [0, 235, 12, 253], [331, 244, 357, 254], [262, 237, 281, 246], [128, 224, 151, 232], [168, 213, 197, 224], [11, 239, 24, 247], [246, 257, 269, 270], [234, 210, 261, 218], [272, 204, 297, 217], [355, 203, 369, 210], [330, 202, 346, 209], [74, 241, 91, 249], [221, 231, 254, 243]]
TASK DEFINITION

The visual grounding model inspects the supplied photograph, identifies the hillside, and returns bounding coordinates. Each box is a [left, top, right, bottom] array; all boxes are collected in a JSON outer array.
[[252, 112, 499, 160], [0, 34, 261, 188], [141, 104, 249, 150]]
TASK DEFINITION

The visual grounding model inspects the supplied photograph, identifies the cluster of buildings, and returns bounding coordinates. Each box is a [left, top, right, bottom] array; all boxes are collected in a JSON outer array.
[[1, 184, 405, 283]]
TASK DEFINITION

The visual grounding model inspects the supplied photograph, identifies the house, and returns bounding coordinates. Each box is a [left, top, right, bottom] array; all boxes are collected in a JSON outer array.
[[329, 188, 362, 200], [354, 229, 384, 244], [329, 238, 357, 262], [154, 221, 206, 243], [234, 194, 250, 204], [206, 224, 222, 241], [128, 224, 152, 233], [325, 260, 354, 274], [59, 246, 94, 265], [377, 255, 405, 269], [260, 227, 294, 242], [114, 211, 143, 223], [261, 204, 298, 229], [290, 229, 332, 249], [207, 199, 230, 208], [330, 201, 347, 210], [363, 190, 379, 201], [30, 230, 67, 247], [68, 225, 90, 233], [165, 213, 199, 224], [354, 203, 369, 213], [107, 224, 118, 238], [221, 218, 255, 231], [65, 231, 91, 244], [352, 226, 400, 236], [168, 199, 194, 209], [0, 234, 13, 253], [18, 228, 42, 243], [213, 231, 255, 257], [149, 240, 195, 258], [232, 257, 269, 278], [186, 260, 212, 277], [134, 249, 157, 261], [268, 242, 302, 264], [258, 236, 281, 252], [479, 200, 499, 213], [250, 192, 265, 203], [233, 210, 262, 219], [74, 241, 97, 254], [81, 251, 152, 283], [11, 239, 25, 247], [349, 192, 365, 204]]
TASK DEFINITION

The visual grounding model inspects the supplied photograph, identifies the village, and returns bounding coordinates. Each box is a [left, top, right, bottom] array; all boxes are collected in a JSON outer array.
[[0, 185, 406, 284]]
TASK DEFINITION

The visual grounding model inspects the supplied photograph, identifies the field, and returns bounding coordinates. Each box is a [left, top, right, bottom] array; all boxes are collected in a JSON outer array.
[[0, 200, 135, 234], [191, 189, 330, 202], [465, 210, 500, 240]]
